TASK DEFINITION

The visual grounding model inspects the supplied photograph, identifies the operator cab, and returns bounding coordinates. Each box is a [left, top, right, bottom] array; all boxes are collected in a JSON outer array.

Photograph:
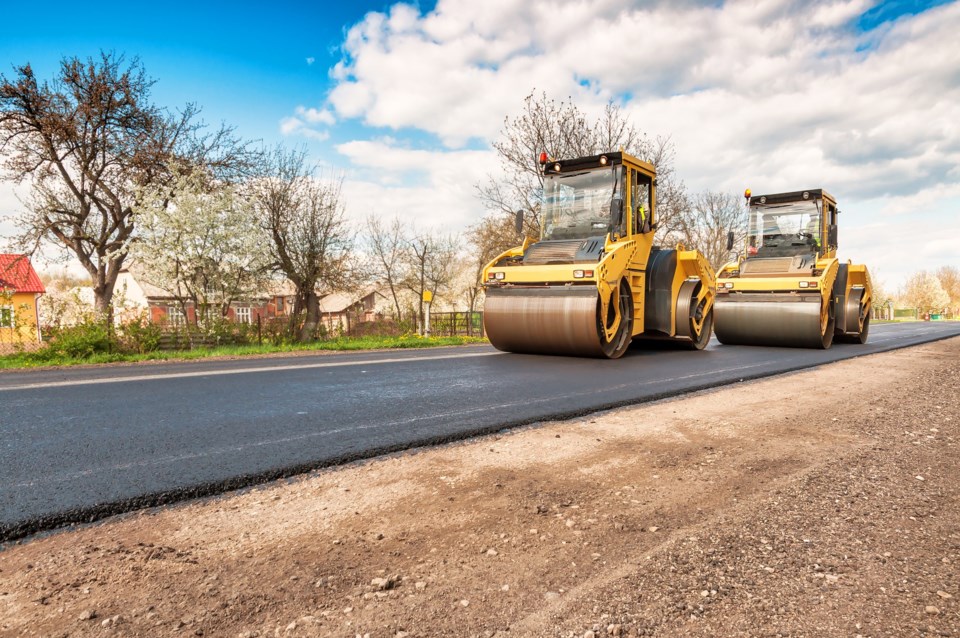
[[522, 152, 655, 266], [746, 189, 838, 264]]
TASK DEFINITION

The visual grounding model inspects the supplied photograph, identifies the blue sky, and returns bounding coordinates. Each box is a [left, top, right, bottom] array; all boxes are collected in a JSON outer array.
[[2, 0, 959, 292], [857, 0, 951, 27], [0, 1, 426, 151]]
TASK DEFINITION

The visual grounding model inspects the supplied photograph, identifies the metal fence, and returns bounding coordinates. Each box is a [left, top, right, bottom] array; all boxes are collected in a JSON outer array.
[[36, 311, 487, 352], [428, 311, 484, 337], [333, 311, 484, 338]]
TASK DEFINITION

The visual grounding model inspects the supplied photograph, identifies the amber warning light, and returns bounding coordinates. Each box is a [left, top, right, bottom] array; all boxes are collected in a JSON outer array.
[[744, 188, 752, 199]]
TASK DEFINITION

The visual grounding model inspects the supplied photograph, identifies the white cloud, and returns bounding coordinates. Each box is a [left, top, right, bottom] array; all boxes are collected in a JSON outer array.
[[279, 116, 302, 136], [295, 106, 336, 126], [810, 0, 874, 28], [336, 139, 501, 230], [279, 115, 331, 141], [306, 56, 315, 65], [307, 0, 960, 289]]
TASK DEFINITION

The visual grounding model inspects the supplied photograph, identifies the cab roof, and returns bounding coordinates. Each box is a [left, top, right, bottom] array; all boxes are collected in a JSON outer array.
[[749, 189, 836, 206], [542, 151, 656, 178]]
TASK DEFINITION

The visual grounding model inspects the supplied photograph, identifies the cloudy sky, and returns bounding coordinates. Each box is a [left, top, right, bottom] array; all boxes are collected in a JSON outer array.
[[1, 0, 957, 291]]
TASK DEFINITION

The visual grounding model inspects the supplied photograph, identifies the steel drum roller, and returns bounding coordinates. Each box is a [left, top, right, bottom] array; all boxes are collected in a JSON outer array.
[[483, 286, 608, 357], [714, 294, 832, 349]]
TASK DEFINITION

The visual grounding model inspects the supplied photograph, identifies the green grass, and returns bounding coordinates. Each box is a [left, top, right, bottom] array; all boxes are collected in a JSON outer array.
[[0, 335, 489, 370]]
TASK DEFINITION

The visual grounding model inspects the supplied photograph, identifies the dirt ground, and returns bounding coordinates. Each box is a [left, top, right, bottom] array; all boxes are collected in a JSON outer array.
[[2, 339, 959, 638]]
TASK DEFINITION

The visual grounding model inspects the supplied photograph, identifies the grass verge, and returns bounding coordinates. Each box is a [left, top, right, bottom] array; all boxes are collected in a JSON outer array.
[[0, 335, 488, 370]]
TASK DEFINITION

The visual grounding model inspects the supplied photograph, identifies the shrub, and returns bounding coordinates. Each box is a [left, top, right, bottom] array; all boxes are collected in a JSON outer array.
[[258, 316, 295, 345], [118, 313, 164, 353], [46, 319, 116, 358]]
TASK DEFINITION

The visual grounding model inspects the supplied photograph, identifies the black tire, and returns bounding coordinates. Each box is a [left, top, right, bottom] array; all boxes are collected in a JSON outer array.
[[599, 281, 633, 359], [837, 309, 870, 344], [819, 304, 836, 349], [684, 307, 713, 350]]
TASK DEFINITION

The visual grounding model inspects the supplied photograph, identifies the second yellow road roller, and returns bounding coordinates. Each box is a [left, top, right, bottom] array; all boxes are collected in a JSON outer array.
[[715, 188, 872, 349], [482, 151, 716, 358]]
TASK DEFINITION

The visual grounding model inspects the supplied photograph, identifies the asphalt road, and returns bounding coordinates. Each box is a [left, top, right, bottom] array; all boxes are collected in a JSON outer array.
[[2, 321, 959, 542]]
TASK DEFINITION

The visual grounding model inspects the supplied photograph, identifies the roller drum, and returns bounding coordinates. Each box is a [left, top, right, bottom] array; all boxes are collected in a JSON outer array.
[[714, 294, 832, 349], [483, 286, 607, 357]]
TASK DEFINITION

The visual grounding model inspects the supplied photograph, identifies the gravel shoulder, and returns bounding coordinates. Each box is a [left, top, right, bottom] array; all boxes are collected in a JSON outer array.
[[2, 338, 959, 638]]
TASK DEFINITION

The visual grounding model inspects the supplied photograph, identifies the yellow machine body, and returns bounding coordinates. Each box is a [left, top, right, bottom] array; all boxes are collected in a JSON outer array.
[[482, 151, 716, 358], [715, 189, 872, 349]]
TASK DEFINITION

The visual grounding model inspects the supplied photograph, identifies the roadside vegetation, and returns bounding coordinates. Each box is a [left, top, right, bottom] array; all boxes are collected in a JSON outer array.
[[0, 330, 486, 370]]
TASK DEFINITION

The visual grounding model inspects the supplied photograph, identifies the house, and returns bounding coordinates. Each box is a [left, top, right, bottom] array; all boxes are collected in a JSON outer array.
[[318, 288, 391, 333], [0, 254, 45, 351], [113, 267, 394, 334], [115, 267, 293, 326]]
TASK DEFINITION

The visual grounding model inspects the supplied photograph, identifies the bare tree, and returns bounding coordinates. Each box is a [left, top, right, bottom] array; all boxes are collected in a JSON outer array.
[[364, 215, 408, 321], [251, 147, 354, 341], [0, 52, 249, 320], [677, 191, 748, 270], [403, 230, 458, 334], [642, 138, 690, 246], [424, 234, 459, 308], [476, 91, 686, 245], [464, 214, 521, 311]]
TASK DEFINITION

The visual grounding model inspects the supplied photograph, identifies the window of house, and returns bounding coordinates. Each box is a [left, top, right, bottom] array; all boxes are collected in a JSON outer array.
[[167, 306, 185, 327], [0, 305, 14, 328], [235, 306, 252, 324], [276, 296, 284, 313]]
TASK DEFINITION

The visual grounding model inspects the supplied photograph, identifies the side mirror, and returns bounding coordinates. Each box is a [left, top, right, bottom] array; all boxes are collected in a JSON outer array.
[[610, 197, 624, 228], [827, 224, 838, 247], [514, 210, 524, 236], [726, 231, 735, 251]]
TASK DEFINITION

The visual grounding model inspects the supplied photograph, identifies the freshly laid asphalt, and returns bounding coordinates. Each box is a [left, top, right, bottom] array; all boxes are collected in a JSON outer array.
[[2, 321, 959, 542]]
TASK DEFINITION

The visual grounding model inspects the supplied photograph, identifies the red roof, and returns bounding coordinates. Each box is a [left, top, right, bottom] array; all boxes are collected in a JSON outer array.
[[0, 254, 45, 294]]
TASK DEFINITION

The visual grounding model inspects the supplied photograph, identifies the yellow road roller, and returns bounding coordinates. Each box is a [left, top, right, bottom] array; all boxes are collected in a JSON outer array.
[[715, 188, 872, 349], [482, 151, 716, 358]]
